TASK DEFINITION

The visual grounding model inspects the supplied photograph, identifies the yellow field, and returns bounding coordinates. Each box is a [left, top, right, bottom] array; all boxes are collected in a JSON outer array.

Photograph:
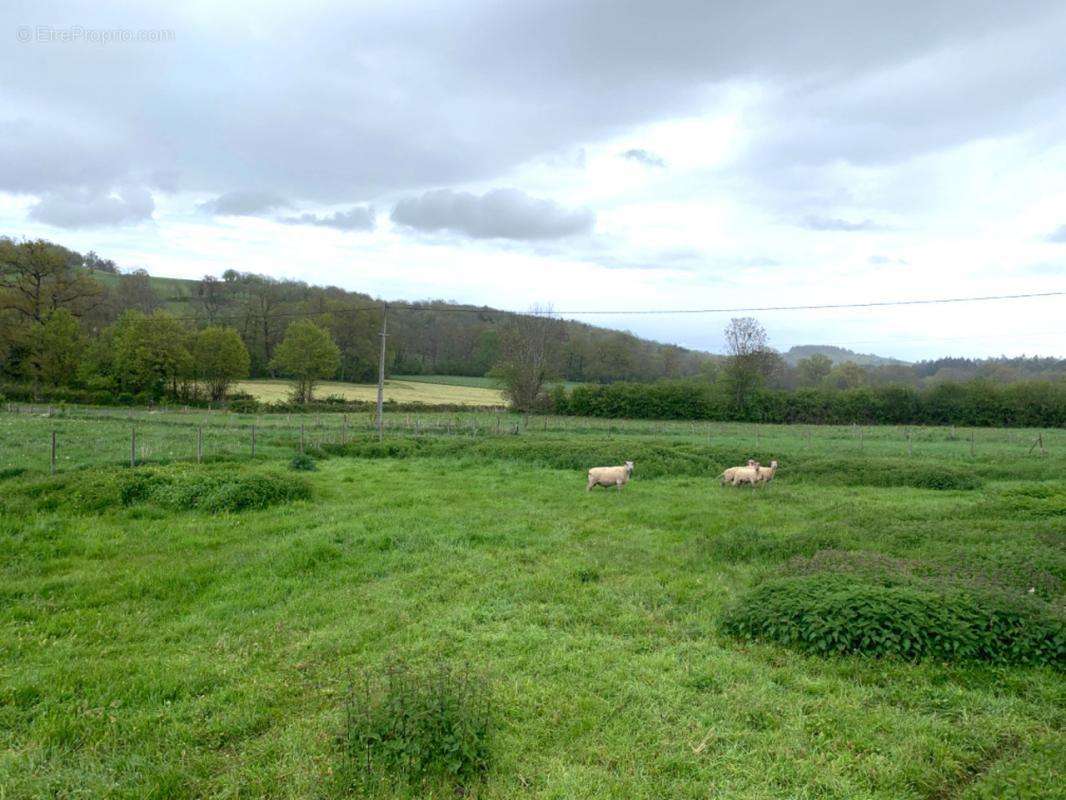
[[233, 379, 506, 407]]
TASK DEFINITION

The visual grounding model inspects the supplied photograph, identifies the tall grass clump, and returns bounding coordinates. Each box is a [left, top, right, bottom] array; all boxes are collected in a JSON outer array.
[[15, 464, 312, 515], [338, 661, 493, 793], [721, 572, 1065, 667]]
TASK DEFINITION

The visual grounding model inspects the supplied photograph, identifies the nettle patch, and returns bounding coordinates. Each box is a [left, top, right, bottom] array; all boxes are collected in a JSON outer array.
[[721, 550, 1065, 667], [336, 661, 494, 794], [15, 464, 312, 515]]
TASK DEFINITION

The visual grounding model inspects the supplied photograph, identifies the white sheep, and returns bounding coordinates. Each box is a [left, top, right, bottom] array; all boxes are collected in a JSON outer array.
[[719, 460, 759, 486], [587, 461, 634, 491], [724, 459, 779, 487], [755, 460, 780, 485]]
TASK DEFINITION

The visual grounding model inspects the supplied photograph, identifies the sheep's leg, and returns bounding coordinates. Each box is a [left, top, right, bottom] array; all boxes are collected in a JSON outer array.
[[587, 477, 595, 491], [616, 479, 623, 491]]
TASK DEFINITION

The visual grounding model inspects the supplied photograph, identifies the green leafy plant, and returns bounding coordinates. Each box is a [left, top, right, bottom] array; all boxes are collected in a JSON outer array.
[[338, 661, 493, 792], [721, 573, 1064, 667], [289, 453, 317, 472]]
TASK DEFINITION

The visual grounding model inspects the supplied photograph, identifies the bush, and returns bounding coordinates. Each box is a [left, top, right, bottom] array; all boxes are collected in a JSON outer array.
[[289, 453, 317, 471], [338, 661, 493, 792], [721, 573, 1065, 667]]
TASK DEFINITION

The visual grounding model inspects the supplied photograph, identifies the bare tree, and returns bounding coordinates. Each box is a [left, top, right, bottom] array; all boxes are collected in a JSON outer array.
[[722, 316, 772, 407], [491, 305, 561, 413]]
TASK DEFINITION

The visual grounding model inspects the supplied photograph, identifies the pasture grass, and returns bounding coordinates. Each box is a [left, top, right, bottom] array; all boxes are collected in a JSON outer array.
[[0, 409, 1064, 797]]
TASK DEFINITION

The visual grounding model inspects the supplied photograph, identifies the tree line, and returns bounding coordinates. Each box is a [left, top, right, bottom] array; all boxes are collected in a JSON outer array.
[[0, 238, 714, 398]]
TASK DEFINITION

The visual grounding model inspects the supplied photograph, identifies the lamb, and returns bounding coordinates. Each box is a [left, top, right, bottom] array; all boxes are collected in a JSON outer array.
[[587, 461, 634, 491]]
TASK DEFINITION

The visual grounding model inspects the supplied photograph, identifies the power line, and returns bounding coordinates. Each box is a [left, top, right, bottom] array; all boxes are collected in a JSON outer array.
[[162, 288, 1065, 321], [541, 290, 1066, 316]]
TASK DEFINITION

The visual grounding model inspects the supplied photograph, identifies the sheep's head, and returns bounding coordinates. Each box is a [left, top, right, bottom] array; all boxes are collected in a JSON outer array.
[[625, 460, 634, 475], [770, 460, 779, 469], [747, 459, 757, 468]]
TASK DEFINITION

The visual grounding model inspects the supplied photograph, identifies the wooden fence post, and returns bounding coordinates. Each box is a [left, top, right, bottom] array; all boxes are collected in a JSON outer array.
[[197, 425, 203, 463], [51, 430, 57, 475], [130, 427, 136, 467], [907, 430, 912, 457], [300, 423, 305, 453], [251, 424, 256, 458]]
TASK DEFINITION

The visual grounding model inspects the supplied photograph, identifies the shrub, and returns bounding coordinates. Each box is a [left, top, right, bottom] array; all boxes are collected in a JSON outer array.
[[289, 453, 318, 472], [338, 661, 493, 792], [721, 574, 1065, 667]]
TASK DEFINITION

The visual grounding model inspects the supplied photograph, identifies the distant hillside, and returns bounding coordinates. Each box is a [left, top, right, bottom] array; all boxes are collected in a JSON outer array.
[[782, 345, 908, 367]]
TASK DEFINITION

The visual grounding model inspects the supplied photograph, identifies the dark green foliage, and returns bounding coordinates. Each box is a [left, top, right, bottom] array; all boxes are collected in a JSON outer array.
[[12, 464, 311, 515], [289, 453, 317, 471], [0, 467, 27, 481], [722, 566, 1066, 667], [555, 379, 1066, 427], [339, 661, 493, 791]]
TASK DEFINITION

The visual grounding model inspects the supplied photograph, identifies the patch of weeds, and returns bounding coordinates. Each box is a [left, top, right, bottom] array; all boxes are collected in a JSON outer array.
[[721, 572, 1065, 667], [575, 567, 601, 584], [0, 467, 27, 481], [336, 661, 493, 794], [289, 453, 317, 471]]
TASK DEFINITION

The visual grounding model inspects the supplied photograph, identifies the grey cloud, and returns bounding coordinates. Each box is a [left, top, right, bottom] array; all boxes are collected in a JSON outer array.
[[281, 207, 375, 231], [1047, 225, 1066, 243], [621, 148, 666, 168], [198, 191, 290, 216], [28, 186, 154, 228], [2, 1, 1062, 206], [391, 188, 594, 240], [801, 215, 883, 232]]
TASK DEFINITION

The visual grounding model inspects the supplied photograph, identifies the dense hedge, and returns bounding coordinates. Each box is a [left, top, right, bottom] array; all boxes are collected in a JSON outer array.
[[721, 573, 1065, 667], [551, 379, 1066, 427]]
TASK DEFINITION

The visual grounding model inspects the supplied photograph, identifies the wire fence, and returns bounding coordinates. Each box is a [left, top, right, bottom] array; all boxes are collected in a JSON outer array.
[[0, 402, 1058, 476]]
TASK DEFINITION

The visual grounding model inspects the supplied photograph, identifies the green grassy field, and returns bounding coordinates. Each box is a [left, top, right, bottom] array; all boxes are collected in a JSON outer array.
[[234, 379, 506, 407], [0, 408, 1063, 798]]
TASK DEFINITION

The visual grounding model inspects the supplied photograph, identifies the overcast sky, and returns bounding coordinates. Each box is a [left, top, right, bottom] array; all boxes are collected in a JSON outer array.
[[3, 0, 1065, 360]]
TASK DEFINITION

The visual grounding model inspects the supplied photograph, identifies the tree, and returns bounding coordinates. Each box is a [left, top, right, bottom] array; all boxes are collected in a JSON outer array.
[[828, 360, 868, 390], [193, 326, 251, 401], [0, 238, 102, 325], [797, 353, 833, 386], [115, 269, 161, 314], [491, 307, 561, 412], [25, 309, 84, 388], [721, 317, 772, 408], [270, 319, 340, 403], [111, 310, 194, 398]]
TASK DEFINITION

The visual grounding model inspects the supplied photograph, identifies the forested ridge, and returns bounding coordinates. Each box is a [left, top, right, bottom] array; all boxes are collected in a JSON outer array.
[[0, 238, 712, 386]]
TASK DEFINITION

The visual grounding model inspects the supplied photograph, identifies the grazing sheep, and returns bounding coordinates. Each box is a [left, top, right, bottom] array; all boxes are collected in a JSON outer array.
[[755, 460, 780, 484], [724, 459, 779, 487], [719, 460, 759, 485], [587, 461, 634, 491]]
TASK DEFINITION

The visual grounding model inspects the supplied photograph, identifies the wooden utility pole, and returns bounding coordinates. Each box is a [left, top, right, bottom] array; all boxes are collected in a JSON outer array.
[[376, 304, 388, 442]]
